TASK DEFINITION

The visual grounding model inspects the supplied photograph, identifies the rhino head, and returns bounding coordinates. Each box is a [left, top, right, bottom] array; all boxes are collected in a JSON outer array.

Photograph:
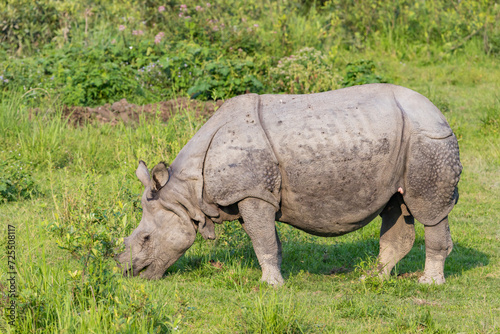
[[116, 161, 202, 279]]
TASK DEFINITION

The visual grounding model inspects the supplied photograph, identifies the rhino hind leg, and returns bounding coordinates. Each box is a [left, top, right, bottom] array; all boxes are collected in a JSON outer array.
[[419, 216, 453, 284], [403, 134, 461, 284], [377, 194, 415, 277], [238, 198, 284, 286]]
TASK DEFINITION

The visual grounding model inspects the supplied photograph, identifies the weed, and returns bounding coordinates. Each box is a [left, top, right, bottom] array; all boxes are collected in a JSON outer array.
[[269, 47, 340, 94], [341, 59, 389, 87], [240, 288, 305, 333], [0, 147, 38, 203]]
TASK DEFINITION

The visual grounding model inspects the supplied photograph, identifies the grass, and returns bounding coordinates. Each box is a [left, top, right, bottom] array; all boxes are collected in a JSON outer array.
[[0, 50, 498, 333], [0, 2, 499, 331]]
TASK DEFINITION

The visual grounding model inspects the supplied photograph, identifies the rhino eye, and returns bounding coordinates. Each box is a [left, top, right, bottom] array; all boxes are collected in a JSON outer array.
[[142, 235, 150, 243]]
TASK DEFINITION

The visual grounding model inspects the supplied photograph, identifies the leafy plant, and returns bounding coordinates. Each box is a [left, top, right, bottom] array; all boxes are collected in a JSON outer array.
[[341, 60, 389, 87], [0, 147, 38, 203], [269, 47, 340, 94], [44, 174, 136, 302]]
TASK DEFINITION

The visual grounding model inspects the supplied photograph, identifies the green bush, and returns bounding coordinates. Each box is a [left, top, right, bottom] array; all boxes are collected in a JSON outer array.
[[0, 0, 60, 54], [269, 47, 340, 94], [0, 147, 38, 203], [341, 60, 389, 87]]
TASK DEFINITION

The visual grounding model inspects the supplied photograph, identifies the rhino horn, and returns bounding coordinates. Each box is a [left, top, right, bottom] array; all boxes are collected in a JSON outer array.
[[198, 217, 216, 240]]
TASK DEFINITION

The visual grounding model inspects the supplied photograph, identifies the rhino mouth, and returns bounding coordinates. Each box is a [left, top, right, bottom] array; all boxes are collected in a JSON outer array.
[[122, 260, 167, 280], [120, 258, 152, 278]]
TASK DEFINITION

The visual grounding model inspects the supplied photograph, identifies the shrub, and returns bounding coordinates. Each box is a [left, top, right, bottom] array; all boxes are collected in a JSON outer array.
[[341, 60, 389, 87], [0, 147, 38, 203], [269, 47, 340, 94]]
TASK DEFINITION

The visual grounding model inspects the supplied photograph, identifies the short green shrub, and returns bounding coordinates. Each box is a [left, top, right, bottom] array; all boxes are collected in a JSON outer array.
[[44, 174, 138, 301], [0, 147, 38, 203], [341, 59, 389, 87], [269, 47, 340, 94]]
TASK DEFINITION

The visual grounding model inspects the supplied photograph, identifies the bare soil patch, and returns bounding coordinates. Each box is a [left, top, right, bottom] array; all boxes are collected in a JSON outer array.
[[32, 98, 223, 126]]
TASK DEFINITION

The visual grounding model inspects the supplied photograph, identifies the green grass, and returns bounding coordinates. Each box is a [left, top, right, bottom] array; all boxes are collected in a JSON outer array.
[[1, 0, 499, 331], [0, 50, 499, 333]]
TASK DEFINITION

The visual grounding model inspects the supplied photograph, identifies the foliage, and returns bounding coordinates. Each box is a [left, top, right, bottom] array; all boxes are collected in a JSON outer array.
[[341, 60, 389, 87], [269, 47, 340, 94], [44, 174, 134, 300], [1, 0, 499, 106], [0, 0, 60, 55], [0, 147, 38, 203]]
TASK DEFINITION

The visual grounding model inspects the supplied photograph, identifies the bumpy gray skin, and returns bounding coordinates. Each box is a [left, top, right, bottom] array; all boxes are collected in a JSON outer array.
[[117, 84, 462, 285]]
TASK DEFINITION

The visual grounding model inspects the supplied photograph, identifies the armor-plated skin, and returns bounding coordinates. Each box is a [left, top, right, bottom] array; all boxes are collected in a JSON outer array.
[[117, 84, 462, 285]]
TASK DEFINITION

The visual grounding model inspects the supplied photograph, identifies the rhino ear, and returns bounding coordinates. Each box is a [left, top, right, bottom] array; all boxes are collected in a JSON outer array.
[[136, 160, 150, 188], [151, 162, 170, 191], [198, 217, 216, 240]]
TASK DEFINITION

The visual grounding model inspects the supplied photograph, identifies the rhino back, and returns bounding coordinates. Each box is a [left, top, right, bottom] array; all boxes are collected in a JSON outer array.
[[260, 85, 407, 235]]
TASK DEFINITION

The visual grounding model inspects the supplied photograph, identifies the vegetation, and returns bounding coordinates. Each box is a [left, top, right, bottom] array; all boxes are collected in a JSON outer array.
[[0, 0, 499, 332]]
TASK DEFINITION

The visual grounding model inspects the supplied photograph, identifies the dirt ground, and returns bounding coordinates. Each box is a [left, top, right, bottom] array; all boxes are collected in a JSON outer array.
[[52, 98, 223, 126]]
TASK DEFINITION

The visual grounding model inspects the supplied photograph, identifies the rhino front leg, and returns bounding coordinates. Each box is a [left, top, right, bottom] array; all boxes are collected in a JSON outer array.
[[238, 198, 284, 286], [419, 216, 453, 284]]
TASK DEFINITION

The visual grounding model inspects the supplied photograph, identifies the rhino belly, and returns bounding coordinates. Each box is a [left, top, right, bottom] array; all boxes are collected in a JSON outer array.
[[260, 89, 404, 236]]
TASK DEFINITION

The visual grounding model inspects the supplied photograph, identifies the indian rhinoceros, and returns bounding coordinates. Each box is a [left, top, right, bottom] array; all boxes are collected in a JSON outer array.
[[117, 83, 462, 285]]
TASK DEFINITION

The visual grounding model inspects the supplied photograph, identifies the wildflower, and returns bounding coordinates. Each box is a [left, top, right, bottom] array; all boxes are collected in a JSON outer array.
[[129, 46, 133, 49], [158, 6, 165, 12], [179, 12, 183, 17], [196, 5, 202, 11], [184, 15, 191, 19], [254, 24, 259, 28], [238, 48, 243, 52], [3, 79, 8, 83], [206, 3, 211, 7], [154, 32, 165, 44], [242, 17, 246, 22], [132, 30, 138, 35], [111, 39, 116, 44], [212, 26, 219, 31], [119, 25, 126, 31], [180, 4, 187, 11]]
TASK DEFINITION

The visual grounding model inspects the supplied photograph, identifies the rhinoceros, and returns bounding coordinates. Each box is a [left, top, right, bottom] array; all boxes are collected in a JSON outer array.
[[117, 83, 462, 285]]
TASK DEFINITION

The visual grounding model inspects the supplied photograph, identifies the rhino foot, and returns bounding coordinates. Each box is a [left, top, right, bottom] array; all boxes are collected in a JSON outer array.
[[261, 268, 284, 287], [418, 274, 445, 285]]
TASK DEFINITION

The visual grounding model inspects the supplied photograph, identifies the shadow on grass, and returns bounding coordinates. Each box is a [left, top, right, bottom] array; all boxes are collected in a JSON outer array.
[[168, 235, 489, 281]]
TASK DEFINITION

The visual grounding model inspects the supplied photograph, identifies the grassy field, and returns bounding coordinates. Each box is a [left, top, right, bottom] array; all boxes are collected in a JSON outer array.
[[1, 1, 500, 333]]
